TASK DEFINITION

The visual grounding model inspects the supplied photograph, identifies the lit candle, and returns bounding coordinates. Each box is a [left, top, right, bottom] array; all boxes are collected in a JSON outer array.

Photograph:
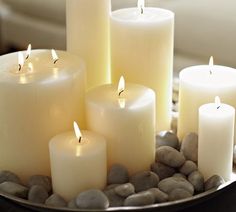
[[0, 49, 86, 182], [49, 122, 107, 201], [178, 57, 236, 141], [110, 0, 174, 131], [67, 0, 111, 89], [86, 77, 156, 175], [198, 97, 235, 181]]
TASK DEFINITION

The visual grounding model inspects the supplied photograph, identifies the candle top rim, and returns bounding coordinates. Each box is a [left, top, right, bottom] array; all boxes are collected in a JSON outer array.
[[0, 49, 85, 84], [111, 7, 174, 23], [49, 130, 106, 157], [86, 83, 155, 110], [199, 102, 235, 117], [179, 65, 236, 87]]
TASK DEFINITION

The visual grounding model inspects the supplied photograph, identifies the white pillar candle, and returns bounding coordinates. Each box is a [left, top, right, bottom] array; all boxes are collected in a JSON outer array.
[[0, 49, 86, 182], [198, 97, 235, 181], [49, 122, 107, 201], [67, 0, 111, 89], [110, 0, 174, 131], [86, 77, 156, 175], [178, 57, 236, 140]]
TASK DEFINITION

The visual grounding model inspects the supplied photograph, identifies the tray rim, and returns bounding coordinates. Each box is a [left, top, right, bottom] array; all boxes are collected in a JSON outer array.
[[0, 178, 235, 212]]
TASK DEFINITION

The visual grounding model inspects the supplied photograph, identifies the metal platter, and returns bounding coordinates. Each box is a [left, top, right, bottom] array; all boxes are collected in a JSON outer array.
[[1, 172, 236, 212]]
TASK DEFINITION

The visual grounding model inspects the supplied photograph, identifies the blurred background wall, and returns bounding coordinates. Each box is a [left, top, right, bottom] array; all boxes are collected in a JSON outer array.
[[0, 0, 236, 76]]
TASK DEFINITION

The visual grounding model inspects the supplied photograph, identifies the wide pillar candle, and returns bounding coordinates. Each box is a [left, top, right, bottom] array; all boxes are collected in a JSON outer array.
[[49, 127, 107, 201], [110, 5, 174, 131], [0, 50, 86, 182], [86, 79, 155, 175], [198, 98, 235, 181], [67, 0, 111, 89], [178, 62, 236, 140]]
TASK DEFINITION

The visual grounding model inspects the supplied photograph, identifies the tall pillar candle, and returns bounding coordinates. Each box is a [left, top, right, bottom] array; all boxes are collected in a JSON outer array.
[[110, 1, 174, 131], [67, 0, 110, 89], [0, 49, 86, 182], [86, 77, 156, 175], [198, 97, 235, 181], [49, 123, 107, 201], [178, 58, 236, 140]]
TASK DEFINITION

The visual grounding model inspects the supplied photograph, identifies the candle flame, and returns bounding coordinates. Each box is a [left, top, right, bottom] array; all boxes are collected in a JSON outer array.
[[26, 44, 32, 60], [118, 76, 125, 97], [51, 49, 59, 64], [215, 96, 221, 109], [209, 56, 214, 75], [73, 121, 82, 143], [137, 0, 145, 14], [18, 52, 24, 71]]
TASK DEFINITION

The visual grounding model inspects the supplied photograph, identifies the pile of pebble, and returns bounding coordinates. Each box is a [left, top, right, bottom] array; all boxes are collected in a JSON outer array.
[[0, 131, 226, 210]]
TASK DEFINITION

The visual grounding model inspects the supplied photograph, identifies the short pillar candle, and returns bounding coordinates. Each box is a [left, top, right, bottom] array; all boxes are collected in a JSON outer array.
[[49, 122, 107, 201]]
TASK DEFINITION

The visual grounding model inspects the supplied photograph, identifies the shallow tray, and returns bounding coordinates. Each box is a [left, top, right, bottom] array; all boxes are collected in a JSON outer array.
[[1, 171, 236, 212]]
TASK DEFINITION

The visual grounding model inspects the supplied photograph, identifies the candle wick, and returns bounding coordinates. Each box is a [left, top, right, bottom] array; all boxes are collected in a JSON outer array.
[[209, 70, 212, 75], [25, 54, 29, 60], [79, 136, 82, 143], [18, 64, 22, 71], [118, 89, 124, 97], [54, 59, 59, 64], [141, 7, 144, 14], [217, 106, 220, 109]]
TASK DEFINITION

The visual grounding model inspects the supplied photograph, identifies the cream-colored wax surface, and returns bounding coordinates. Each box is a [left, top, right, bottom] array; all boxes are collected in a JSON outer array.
[[0, 50, 86, 182], [86, 83, 155, 175], [178, 65, 236, 141], [67, 0, 111, 89], [49, 130, 107, 201], [110, 8, 174, 132], [198, 102, 235, 181]]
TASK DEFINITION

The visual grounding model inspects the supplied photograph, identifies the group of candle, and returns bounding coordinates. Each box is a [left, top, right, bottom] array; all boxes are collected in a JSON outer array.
[[0, 0, 235, 202]]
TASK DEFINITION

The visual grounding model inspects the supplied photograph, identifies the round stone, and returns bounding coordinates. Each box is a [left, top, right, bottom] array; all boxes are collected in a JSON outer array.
[[172, 173, 187, 179], [151, 162, 176, 180], [130, 171, 159, 192], [114, 183, 135, 197], [104, 187, 124, 207], [180, 133, 198, 162], [156, 131, 179, 149], [76, 189, 109, 209], [148, 188, 168, 203], [0, 181, 28, 198], [179, 160, 197, 176], [68, 199, 77, 209], [188, 171, 204, 193], [169, 188, 192, 201], [45, 194, 67, 207], [204, 175, 225, 191], [28, 175, 52, 193], [28, 185, 48, 204], [107, 164, 129, 185], [156, 146, 185, 168], [158, 177, 194, 195], [104, 184, 120, 191], [0, 171, 21, 184], [124, 191, 155, 206]]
